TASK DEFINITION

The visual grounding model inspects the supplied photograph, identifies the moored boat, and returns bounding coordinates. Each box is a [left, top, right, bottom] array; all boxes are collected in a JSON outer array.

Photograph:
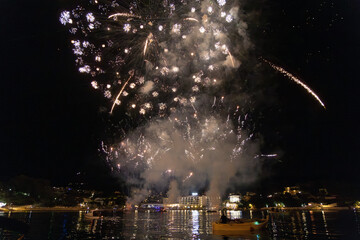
[[212, 215, 269, 234], [85, 210, 103, 220]]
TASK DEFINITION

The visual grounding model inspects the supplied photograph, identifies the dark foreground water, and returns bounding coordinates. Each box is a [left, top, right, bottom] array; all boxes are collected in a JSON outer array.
[[1, 209, 360, 239]]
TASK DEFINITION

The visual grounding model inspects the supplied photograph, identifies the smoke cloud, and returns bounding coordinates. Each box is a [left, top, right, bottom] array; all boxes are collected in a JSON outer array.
[[111, 106, 261, 205], [100, 0, 262, 205]]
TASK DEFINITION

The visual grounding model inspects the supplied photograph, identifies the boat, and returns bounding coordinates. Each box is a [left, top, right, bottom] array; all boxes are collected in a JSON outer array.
[[212, 215, 269, 234], [85, 210, 103, 220]]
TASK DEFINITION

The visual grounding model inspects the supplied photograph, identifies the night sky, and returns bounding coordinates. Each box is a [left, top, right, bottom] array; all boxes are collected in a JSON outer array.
[[0, 0, 359, 195]]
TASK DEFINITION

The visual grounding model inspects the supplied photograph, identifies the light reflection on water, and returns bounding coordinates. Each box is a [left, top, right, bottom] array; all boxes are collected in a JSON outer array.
[[1, 210, 360, 239]]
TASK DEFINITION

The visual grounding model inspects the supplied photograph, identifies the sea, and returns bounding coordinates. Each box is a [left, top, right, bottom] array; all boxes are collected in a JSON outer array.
[[1, 209, 360, 239]]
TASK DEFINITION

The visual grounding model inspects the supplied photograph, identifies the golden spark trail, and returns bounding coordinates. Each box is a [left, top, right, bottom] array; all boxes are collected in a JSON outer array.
[[108, 13, 141, 19], [143, 33, 153, 56], [110, 71, 135, 114], [228, 51, 235, 67], [261, 58, 326, 109], [190, 102, 198, 119], [144, 39, 149, 56], [184, 18, 199, 22]]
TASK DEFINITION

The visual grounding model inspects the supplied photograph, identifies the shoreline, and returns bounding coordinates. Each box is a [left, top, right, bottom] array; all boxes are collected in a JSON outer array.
[[0, 206, 87, 212], [1, 206, 357, 213], [261, 206, 354, 211]]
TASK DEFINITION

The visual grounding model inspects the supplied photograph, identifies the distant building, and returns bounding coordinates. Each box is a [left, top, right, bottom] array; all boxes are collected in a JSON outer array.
[[284, 186, 301, 195], [225, 194, 242, 209], [229, 194, 241, 203], [178, 195, 210, 209], [163, 193, 220, 210]]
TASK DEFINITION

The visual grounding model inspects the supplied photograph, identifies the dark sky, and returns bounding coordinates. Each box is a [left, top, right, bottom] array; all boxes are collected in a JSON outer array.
[[0, 0, 108, 185], [251, 0, 360, 195], [255, 0, 359, 189], [0, 0, 359, 194]]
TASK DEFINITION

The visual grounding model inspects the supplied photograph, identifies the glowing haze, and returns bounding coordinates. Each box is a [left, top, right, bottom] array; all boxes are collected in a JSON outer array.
[[60, 0, 271, 204]]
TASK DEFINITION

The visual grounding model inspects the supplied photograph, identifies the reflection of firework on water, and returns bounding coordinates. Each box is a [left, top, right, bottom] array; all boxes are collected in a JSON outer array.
[[261, 58, 326, 109]]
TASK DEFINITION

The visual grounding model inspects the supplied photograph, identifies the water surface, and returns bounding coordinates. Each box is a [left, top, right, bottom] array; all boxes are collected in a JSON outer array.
[[1, 209, 360, 239]]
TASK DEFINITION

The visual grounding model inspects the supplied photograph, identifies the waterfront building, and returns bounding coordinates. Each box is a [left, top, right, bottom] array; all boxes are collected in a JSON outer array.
[[225, 194, 241, 209], [178, 194, 210, 209], [229, 194, 241, 203], [164, 193, 220, 210], [284, 186, 301, 195]]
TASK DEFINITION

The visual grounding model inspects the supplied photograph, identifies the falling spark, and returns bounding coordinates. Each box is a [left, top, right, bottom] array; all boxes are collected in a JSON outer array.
[[108, 13, 141, 19], [262, 154, 277, 157], [255, 154, 278, 158], [221, 44, 235, 67], [143, 33, 153, 56], [184, 18, 199, 22], [110, 71, 135, 114], [261, 58, 326, 109], [228, 50, 235, 67], [183, 172, 194, 182]]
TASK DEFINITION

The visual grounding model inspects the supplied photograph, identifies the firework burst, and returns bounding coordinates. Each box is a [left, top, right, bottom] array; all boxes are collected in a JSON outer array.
[[59, 0, 314, 202], [60, 0, 244, 118]]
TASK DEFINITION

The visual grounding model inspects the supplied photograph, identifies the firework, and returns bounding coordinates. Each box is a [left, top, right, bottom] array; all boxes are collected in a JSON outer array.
[[108, 13, 141, 19], [104, 112, 258, 197], [110, 70, 134, 114], [60, 0, 244, 116], [261, 58, 326, 109], [59, 0, 295, 202]]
